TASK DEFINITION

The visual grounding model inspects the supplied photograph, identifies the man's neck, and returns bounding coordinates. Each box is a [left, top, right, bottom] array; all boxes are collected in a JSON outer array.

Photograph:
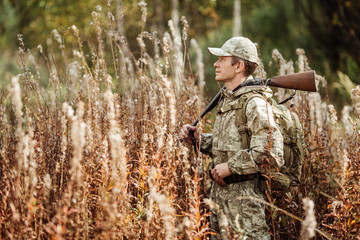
[[224, 76, 247, 91]]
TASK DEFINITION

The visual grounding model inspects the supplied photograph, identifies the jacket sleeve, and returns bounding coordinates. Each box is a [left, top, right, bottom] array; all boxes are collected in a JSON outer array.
[[227, 97, 284, 175], [200, 133, 213, 157]]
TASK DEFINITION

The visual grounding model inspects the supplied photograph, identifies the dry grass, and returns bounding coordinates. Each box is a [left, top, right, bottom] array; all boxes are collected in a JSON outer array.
[[0, 3, 359, 240]]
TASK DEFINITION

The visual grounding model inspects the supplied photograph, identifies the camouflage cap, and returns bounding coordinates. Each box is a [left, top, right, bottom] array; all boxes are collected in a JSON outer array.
[[208, 37, 258, 64]]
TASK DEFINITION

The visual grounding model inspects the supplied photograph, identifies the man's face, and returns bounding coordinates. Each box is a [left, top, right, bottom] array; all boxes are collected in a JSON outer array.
[[213, 56, 237, 83]]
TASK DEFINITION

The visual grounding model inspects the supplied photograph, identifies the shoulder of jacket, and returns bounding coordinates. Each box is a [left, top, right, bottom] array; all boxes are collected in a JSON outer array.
[[234, 85, 272, 97]]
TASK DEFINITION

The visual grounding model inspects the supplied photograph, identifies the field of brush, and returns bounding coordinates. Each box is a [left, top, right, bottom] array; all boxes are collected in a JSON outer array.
[[0, 5, 359, 240]]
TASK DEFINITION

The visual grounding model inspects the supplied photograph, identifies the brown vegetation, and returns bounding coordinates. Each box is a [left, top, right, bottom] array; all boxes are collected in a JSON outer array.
[[0, 5, 359, 240]]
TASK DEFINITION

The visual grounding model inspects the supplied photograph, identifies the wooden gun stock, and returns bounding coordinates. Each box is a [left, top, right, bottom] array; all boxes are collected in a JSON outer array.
[[191, 70, 316, 127], [267, 70, 316, 92]]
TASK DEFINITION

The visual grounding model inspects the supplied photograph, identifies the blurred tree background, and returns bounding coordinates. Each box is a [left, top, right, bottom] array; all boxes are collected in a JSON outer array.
[[0, 0, 359, 111]]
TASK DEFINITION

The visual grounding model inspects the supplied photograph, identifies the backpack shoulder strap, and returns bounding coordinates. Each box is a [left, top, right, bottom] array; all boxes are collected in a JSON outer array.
[[235, 91, 268, 149]]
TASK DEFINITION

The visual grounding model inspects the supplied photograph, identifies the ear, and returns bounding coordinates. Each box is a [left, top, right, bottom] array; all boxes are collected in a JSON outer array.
[[235, 61, 245, 73]]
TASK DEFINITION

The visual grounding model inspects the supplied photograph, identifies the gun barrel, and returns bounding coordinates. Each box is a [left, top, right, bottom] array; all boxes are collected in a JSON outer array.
[[268, 70, 317, 92], [191, 86, 225, 126]]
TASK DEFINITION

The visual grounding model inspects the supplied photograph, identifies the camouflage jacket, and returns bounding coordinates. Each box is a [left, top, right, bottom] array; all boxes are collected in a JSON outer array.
[[201, 84, 284, 175]]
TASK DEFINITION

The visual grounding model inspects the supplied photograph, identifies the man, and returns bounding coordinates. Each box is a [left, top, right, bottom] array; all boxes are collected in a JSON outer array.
[[180, 37, 284, 239]]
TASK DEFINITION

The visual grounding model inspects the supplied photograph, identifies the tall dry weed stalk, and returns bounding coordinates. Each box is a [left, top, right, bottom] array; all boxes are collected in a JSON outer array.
[[1, 2, 359, 240], [300, 198, 317, 240], [262, 47, 359, 240]]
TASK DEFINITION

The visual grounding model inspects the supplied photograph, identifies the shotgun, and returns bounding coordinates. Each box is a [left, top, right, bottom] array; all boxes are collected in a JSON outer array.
[[191, 70, 316, 128]]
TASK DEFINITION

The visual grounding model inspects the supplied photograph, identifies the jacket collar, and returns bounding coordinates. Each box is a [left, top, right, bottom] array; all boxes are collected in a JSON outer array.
[[221, 76, 273, 99]]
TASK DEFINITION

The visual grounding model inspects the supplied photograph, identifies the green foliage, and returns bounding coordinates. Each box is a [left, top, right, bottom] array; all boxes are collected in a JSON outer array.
[[293, 0, 360, 98], [0, 0, 359, 109], [0, 0, 19, 47], [0, 51, 21, 87], [330, 71, 356, 107]]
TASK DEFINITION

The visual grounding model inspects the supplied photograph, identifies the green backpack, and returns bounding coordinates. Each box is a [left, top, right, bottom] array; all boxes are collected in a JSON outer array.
[[233, 89, 305, 191]]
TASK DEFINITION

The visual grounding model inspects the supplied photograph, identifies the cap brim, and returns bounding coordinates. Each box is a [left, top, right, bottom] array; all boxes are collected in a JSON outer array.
[[207, 47, 232, 56]]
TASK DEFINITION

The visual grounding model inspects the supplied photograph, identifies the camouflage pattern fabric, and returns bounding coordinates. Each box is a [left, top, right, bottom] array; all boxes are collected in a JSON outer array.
[[201, 84, 284, 239], [208, 36, 259, 64]]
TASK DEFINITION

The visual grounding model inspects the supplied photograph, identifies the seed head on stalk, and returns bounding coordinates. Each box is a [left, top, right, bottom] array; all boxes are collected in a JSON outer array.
[[300, 198, 317, 240]]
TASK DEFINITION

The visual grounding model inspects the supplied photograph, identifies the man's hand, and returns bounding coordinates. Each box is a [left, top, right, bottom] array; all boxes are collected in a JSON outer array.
[[180, 124, 198, 145], [211, 163, 232, 186]]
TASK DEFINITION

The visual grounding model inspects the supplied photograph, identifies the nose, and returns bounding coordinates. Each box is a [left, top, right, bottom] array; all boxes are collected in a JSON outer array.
[[214, 60, 219, 68]]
